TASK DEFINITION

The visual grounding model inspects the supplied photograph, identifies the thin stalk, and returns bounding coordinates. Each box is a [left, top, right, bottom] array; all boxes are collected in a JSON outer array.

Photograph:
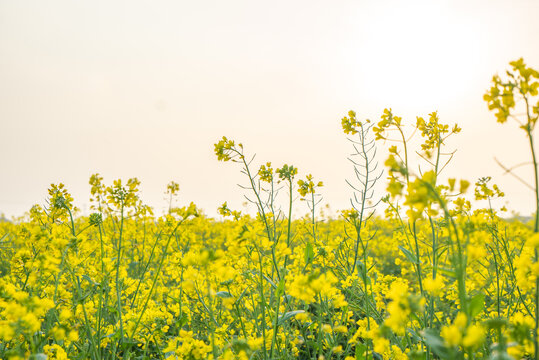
[[526, 125, 539, 360], [115, 202, 125, 352], [352, 123, 370, 272], [257, 246, 268, 360], [286, 178, 293, 248], [523, 93, 539, 360], [311, 191, 316, 242]]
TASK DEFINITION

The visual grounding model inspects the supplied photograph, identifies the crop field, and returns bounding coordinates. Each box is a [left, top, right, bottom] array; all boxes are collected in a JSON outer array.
[[1, 60, 539, 360]]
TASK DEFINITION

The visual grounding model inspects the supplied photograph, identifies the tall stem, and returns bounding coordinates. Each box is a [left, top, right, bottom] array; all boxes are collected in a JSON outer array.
[[115, 203, 125, 349], [352, 123, 369, 271], [526, 126, 539, 360], [526, 127, 539, 232], [522, 89, 539, 359]]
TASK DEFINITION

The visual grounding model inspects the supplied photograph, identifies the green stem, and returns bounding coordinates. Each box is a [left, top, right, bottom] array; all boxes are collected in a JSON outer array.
[[257, 246, 268, 360], [526, 125, 539, 360], [115, 203, 125, 351]]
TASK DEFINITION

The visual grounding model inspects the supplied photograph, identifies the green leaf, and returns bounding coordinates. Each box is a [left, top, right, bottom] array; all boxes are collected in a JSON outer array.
[[231, 339, 250, 353], [422, 329, 450, 359], [29, 354, 47, 360], [178, 313, 189, 327], [355, 260, 366, 275], [305, 242, 314, 264], [469, 293, 485, 319], [277, 278, 285, 296], [81, 274, 97, 286], [235, 287, 249, 304], [485, 317, 508, 331], [437, 267, 456, 278], [263, 274, 277, 289], [399, 245, 419, 264], [215, 291, 233, 298], [277, 310, 305, 325], [355, 343, 367, 359], [407, 350, 427, 360]]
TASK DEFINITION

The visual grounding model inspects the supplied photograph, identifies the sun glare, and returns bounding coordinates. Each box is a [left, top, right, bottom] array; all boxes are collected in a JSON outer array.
[[356, 2, 486, 111]]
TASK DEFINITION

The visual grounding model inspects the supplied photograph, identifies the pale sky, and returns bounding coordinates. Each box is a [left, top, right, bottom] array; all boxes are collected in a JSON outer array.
[[1, 0, 539, 219]]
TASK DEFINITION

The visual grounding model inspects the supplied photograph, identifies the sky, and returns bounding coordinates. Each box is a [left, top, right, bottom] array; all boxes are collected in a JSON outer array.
[[1, 0, 539, 219]]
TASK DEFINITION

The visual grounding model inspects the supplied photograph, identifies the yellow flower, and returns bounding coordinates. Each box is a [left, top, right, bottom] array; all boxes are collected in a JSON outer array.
[[424, 277, 444, 297], [44, 344, 68, 360], [384, 281, 410, 336], [334, 325, 348, 333], [528, 233, 539, 248], [454, 313, 467, 328], [462, 324, 485, 349], [322, 324, 332, 333], [248, 337, 264, 350], [295, 312, 309, 322], [441, 324, 462, 347]]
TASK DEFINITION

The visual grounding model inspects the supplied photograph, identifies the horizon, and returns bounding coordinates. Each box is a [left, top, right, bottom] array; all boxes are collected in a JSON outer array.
[[2, 0, 539, 219]]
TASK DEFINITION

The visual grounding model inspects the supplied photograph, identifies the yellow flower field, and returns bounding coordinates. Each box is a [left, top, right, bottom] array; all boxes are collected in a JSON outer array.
[[1, 59, 539, 359]]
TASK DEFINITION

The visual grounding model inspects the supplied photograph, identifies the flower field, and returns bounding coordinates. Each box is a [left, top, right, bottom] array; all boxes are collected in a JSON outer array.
[[1, 60, 539, 360]]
